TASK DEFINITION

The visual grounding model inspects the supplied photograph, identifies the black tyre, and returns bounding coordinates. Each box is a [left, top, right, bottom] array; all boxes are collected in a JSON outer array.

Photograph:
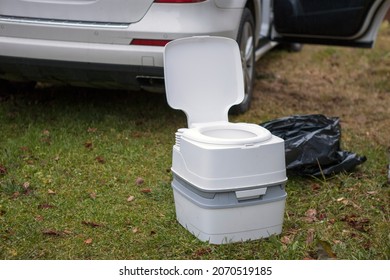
[[231, 8, 256, 114]]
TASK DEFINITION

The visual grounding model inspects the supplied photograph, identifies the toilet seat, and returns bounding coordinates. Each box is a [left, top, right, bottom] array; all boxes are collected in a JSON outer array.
[[164, 36, 269, 146], [182, 122, 272, 145]]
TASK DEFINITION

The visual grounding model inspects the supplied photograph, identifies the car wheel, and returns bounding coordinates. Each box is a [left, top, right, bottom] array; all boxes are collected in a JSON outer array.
[[231, 8, 255, 114]]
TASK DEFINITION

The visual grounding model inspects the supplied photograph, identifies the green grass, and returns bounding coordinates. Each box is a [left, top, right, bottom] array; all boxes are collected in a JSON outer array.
[[1, 24, 389, 260]]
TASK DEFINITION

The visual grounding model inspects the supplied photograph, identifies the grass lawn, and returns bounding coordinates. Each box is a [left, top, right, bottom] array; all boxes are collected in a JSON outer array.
[[1, 23, 389, 260]]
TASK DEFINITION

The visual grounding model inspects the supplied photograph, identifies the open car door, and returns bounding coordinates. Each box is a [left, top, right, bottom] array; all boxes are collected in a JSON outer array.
[[272, 0, 390, 48]]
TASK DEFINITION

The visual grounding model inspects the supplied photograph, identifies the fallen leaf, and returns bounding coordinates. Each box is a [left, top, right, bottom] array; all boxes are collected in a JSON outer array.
[[35, 215, 44, 222], [95, 156, 105, 164], [193, 247, 212, 257], [9, 249, 18, 257], [339, 198, 361, 209], [363, 241, 372, 250], [47, 189, 56, 195], [280, 235, 292, 245], [336, 197, 345, 202], [82, 221, 104, 228], [340, 215, 370, 232], [135, 177, 144, 186], [303, 208, 318, 223], [42, 229, 62, 236], [23, 182, 30, 190], [132, 227, 139, 233], [84, 238, 93, 244], [42, 130, 50, 136], [20, 146, 29, 152], [127, 195, 135, 202], [87, 127, 97, 133], [12, 192, 20, 199], [89, 192, 97, 199], [306, 229, 315, 246], [22, 182, 33, 196], [311, 183, 321, 191], [318, 212, 327, 221], [366, 191, 378, 195], [84, 141, 93, 149], [0, 164, 7, 175], [140, 188, 151, 194], [38, 203, 55, 209]]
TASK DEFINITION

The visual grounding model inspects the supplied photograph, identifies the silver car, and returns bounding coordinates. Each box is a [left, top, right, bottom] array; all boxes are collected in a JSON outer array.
[[0, 0, 389, 112]]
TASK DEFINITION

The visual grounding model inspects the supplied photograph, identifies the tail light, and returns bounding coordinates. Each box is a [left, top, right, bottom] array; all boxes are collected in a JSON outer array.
[[130, 39, 171, 46], [154, 0, 206, 3]]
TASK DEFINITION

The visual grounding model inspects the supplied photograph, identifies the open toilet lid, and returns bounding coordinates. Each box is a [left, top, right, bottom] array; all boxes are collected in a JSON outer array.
[[164, 36, 244, 128]]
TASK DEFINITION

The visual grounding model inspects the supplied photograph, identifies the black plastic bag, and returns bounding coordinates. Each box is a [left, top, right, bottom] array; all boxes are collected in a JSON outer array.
[[260, 114, 366, 176]]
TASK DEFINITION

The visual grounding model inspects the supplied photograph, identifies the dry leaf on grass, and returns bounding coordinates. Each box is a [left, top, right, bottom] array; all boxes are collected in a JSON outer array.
[[340, 215, 370, 232], [47, 189, 56, 195], [303, 208, 318, 223], [311, 183, 321, 191], [0, 164, 7, 175], [38, 203, 55, 209], [42, 229, 62, 236], [84, 141, 93, 149], [82, 221, 104, 228], [280, 235, 292, 245], [35, 215, 44, 222], [95, 156, 105, 164], [42, 229, 72, 237], [84, 238, 93, 244], [135, 177, 144, 186], [22, 182, 30, 189], [140, 188, 151, 194], [306, 229, 315, 246], [42, 130, 50, 136]]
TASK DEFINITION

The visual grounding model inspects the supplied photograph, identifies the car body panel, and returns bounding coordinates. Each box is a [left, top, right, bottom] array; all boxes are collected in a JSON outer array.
[[0, 0, 154, 23], [271, 0, 390, 47]]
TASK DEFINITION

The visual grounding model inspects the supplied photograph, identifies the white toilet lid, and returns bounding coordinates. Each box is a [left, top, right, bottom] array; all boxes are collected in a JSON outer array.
[[164, 36, 244, 128]]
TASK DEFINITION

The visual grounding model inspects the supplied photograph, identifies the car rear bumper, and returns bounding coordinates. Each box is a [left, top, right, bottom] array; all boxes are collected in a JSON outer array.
[[0, 36, 165, 91], [0, 55, 164, 91]]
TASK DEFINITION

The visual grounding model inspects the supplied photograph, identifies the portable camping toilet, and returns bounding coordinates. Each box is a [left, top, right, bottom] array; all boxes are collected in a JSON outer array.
[[164, 36, 287, 244]]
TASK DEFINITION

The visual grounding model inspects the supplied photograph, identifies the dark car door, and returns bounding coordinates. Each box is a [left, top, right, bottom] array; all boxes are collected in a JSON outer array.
[[271, 0, 390, 47]]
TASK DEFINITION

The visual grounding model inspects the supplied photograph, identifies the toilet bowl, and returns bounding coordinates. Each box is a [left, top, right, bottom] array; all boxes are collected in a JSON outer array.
[[164, 36, 287, 191], [183, 121, 272, 146]]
